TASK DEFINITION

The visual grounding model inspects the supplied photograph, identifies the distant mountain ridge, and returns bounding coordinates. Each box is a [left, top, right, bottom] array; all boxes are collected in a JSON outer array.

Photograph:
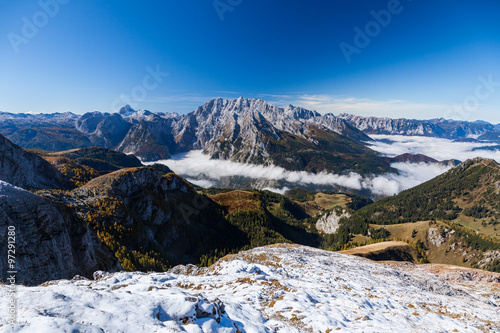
[[2, 98, 500, 174], [338, 114, 499, 140], [1, 98, 394, 175]]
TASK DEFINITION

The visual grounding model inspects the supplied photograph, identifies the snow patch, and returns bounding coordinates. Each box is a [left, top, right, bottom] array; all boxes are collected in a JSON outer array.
[[1, 245, 499, 332]]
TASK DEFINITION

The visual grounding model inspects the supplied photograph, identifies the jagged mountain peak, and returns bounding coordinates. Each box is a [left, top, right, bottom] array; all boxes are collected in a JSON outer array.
[[118, 104, 136, 116], [284, 103, 321, 119]]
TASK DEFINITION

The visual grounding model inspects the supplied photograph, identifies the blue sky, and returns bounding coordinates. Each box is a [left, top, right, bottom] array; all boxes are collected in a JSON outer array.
[[1, 0, 500, 122]]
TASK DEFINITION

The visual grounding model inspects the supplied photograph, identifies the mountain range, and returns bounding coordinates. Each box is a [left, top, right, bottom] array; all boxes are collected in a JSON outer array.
[[2, 97, 499, 178], [338, 113, 500, 140]]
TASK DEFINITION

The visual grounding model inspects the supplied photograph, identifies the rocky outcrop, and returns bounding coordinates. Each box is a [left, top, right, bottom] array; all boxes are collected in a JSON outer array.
[[0, 181, 121, 285], [171, 98, 393, 175], [427, 227, 446, 247], [76, 111, 109, 134], [0, 133, 65, 189], [316, 208, 350, 234], [73, 167, 191, 204], [71, 167, 245, 267], [115, 117, 177, 161], [476, 250, 500, 271], [89, 113, 132, 148], [338, 114, 443, 137]]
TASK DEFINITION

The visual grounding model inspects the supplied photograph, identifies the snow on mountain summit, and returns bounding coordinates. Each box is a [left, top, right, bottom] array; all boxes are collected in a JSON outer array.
[[118, 104, 136, 117], [2, 244, 498, 332]]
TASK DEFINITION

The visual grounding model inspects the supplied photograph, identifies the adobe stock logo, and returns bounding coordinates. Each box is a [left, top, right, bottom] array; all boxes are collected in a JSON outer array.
[[7, 0, 70, 54], [340, 0, 406, 64], [213, 0, 243, 21], [445, 75, 500, 121]]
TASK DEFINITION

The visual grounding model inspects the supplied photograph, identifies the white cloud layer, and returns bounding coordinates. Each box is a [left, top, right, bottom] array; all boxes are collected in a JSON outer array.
[[148, 150, 456, 197], [368, 135, 500, 162]]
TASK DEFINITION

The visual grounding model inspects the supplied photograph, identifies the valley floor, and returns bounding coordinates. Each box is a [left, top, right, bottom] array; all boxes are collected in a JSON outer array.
[[1, 244, 499, 333]]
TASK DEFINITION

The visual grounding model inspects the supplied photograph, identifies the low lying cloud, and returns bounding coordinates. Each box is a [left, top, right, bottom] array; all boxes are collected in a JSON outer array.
[[368, 135, 500, 162], [184, 177, 216, 188], [262, 187, 290, 195], [148, 150, 453, 197]]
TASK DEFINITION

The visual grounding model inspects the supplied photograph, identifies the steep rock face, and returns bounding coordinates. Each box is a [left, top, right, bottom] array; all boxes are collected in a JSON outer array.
[[316, 208, 350, 234], [116, 116, 178, 161], [0, 133, 65, 189], [89, 113, 132, 148], [77, 108, 181, 160], [118, 105, 136, 117], [429, 118, 496, 138], [0, 181, 121, 285], [71, 167, 245, 268], [172, 98, 370, 152], [312, 113, 372, 142], [204, 107, 283, 163], [73, 167, 187, 206], [76, 111, 109, 134]]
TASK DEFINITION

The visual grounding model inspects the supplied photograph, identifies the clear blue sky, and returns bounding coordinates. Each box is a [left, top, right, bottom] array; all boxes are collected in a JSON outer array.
[[1, 0, 500, 122]]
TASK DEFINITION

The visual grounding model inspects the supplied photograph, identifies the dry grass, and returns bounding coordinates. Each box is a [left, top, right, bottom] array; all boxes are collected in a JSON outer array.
[[209, 190, 259, 212], [340, 241, 410, 255], [294, 193, 350, 217]]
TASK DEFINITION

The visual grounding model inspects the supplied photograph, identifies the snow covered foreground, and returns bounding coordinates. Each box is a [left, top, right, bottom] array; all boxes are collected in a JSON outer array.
[[1, 244, 499, 333]]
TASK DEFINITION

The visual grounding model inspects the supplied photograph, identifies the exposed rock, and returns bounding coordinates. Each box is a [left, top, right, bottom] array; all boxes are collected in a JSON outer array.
[[422, 263, 500, 283], [70, 167, 246, 266], [0, 133, 65, 189], [427, 227, 446, 247], [168, 264, 206, 276], [0, 181, 121, 285], [89, 113, 132, 148], [316, 208, 350, 234], [115, 117, 177, 161], [76, 111, 109, 134], [172, 97, 372, 166], [476, 250, 500, 271]]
